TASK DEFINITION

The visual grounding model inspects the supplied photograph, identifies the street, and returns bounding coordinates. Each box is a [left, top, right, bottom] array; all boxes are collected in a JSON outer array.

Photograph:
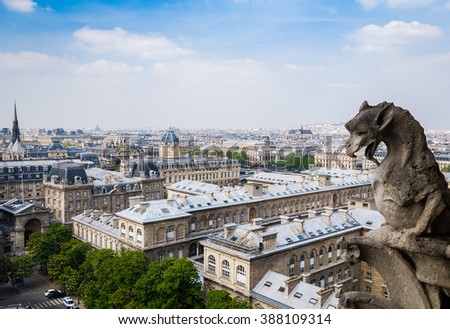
[[0, 271, 74, 309]]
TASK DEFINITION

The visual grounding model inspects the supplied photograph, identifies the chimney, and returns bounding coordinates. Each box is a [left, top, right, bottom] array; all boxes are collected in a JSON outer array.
[[224, 223, 236, 239], [129, 195, 145, 207], [322, 207, 334, 226], [293, 218, 304, 234], [92, 210, 101, 220], [317, 287, 335, 308], [280, 215, 290, 224], [260, 231, 277, 250], [139, 202, 147, 213], [167, 198, 176, 207], [318, 175, 331, 186], [338, 209, 348, 221], [308, 209, 318, 218], [223, 190, 231, 199], [284, 276, 302, 295], [253, 218, 263, 226], [244, 183, 263, 197]]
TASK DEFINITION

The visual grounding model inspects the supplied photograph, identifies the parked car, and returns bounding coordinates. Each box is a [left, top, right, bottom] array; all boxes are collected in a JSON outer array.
[[63, 297, 76, 308], [46, 289, 64, 299], [69, 303, 79, 309]]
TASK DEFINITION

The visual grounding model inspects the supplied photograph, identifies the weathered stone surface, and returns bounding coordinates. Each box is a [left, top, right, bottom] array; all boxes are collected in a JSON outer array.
[[340, 101, 450, 308]]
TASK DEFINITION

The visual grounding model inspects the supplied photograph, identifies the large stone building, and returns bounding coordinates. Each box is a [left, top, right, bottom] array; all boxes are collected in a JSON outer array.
[[201, 204, 386, 308], [72, 171, 373, 261], [0, 159, 91, 205], [43, 162, 164, 224]]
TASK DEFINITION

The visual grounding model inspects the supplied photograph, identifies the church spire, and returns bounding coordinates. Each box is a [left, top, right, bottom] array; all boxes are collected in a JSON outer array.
[[11, 99, 21, 143]]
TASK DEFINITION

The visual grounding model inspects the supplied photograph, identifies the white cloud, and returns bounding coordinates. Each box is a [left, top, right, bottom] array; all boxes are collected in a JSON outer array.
[[73, 27, 196, 60], [2, 0, 36, 12], [357, 0, 434, 9], [74, 59, 144, 76], [284, 63, 325, 73], [347, 20, 442, 53], [0, 51, 63, 68]]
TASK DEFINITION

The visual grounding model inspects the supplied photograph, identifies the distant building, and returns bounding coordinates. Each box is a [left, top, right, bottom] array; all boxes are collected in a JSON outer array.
[[286, 126, 314, 141], [2, 101, 26, 161]]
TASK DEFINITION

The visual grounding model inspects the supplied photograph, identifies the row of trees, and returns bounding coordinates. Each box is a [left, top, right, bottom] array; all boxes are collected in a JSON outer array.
[[271, 152, 315, 171], [3, 223, 250, 309]]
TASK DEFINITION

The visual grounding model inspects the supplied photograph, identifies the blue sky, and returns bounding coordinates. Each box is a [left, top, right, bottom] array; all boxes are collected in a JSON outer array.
[[1, 0, 449, 130]]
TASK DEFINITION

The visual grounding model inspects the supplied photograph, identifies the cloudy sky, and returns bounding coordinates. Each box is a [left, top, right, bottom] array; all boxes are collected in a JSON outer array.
[[1, 0, 449, 130]]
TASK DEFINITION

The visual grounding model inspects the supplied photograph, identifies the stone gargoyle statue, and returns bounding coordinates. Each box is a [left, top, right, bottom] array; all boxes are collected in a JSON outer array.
[[338, 101, 450, 308]]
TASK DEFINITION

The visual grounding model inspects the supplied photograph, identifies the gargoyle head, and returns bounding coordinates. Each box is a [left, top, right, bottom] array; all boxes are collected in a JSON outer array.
[[345, 101, 394, 164]]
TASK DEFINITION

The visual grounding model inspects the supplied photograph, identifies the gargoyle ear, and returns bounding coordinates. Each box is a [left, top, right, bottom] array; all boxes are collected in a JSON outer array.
[[375, 102, 394, 131], [359, 100, 369, 112]]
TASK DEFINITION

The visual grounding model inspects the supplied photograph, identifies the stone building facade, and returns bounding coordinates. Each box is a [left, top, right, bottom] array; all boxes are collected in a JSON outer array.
[[43, 162, 164, 224], [201, 206, 386, 307], [0, 198, 51, 257], [72, 175, 373, 261]]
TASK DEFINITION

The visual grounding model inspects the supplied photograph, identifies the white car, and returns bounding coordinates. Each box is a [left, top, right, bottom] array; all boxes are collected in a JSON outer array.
[[44, 289, 57, 297], [63, 297, 76, 308]]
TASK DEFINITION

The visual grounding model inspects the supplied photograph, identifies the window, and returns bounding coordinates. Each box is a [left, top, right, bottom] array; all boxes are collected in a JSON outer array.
[[319, 275, 325, 288], [336, 245, 341, 261], [289, 257, 295, 276], [167, 226, 174, 240], [319, 249, 324, 267], [222, 260, 230, 279], [208, 255, 216, 273], [136, 229, 142, 243], [309, 252, 315, 270], [128, 226, 134, 240], [328, 246, 333, 263], [300, 255, 305, 273], [366, 272, 372, 280], [236, 265, 246, 284], [328, 273, 334, 284], [294, 292, 303, 299], [190, 218, 196, 232]]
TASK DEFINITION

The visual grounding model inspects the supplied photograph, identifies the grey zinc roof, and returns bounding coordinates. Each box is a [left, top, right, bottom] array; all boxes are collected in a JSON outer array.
[[252, 270, 338, 309], [116, 199, 189, 223], [0, 198, 34, 215]]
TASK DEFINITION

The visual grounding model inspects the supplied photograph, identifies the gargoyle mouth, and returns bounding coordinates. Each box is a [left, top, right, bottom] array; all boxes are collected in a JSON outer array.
[[365, 141, 379, 161]]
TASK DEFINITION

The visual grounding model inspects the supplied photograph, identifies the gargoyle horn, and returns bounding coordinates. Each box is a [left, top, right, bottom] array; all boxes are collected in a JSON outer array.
[[359, 100, 370, 112]]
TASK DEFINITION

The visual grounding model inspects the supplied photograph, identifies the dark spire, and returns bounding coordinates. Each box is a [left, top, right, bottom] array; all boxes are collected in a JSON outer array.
[[11, 99, 21, 143]]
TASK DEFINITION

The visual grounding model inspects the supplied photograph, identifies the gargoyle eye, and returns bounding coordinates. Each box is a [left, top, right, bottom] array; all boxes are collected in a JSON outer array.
[[356, 132, 364, 136]]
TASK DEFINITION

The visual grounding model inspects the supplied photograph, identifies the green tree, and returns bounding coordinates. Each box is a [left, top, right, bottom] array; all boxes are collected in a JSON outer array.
[[206, 290, 251, 309], [0, 255, 13, 284], [132, 257, 204, 309], [27, 223, 72, 272], [77, 248, 148, 309], [11, 255, 35, 283]]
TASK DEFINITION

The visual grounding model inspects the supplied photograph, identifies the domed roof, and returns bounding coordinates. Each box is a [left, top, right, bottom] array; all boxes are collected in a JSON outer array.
[[48, 140, 67, 151], [160, 129, 179, 144]]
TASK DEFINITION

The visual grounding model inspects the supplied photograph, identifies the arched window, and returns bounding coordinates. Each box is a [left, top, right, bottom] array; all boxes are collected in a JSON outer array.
[[328, 272, 334, 285], [319, 249, 324, 267], [289, 257, 295, 276], [121, 223, 126, 237], [319, 275, 325, 288], [328, 246, 333, 263], [167, 225, 174, 240], [208, 255, 216, 273], [136, 229, 142, 243], [309, 251, 315, 270], [190, 218, 196, 232], [240, 210, 245, 223], [337, 244, 341, 261], [232, 212, 237, 223], [128, 226, 134, 240], [337, 269, 342, 281], [236, 265, 246, 284], [300, 255, 305, 273], [222, 260, 230, 279], [225, 213, 230, 224]]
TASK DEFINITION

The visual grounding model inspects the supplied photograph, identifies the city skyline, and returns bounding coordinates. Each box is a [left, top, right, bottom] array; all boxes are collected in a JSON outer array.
[[1, 0, 450, 130]]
